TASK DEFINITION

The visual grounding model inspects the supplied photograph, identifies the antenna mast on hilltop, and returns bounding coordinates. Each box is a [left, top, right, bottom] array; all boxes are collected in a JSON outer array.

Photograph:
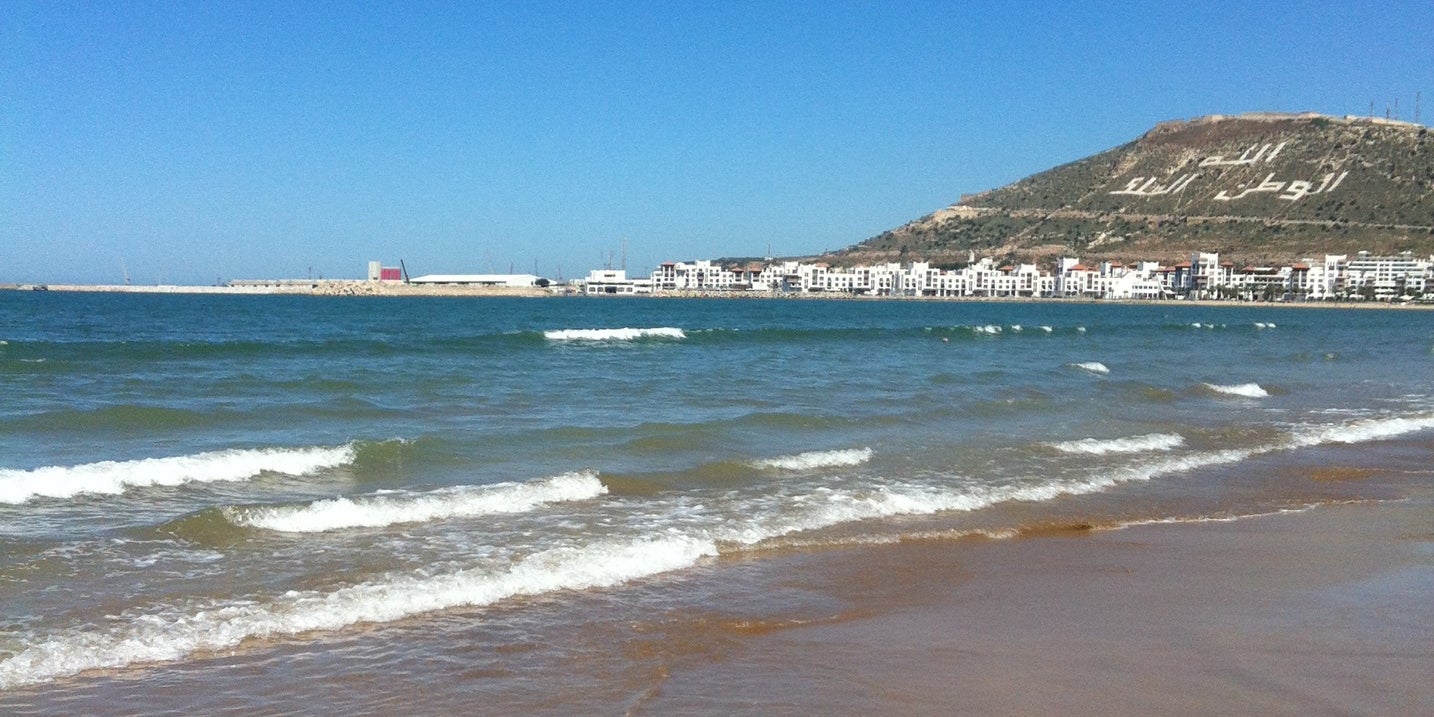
[[621, 237, 627, 272], [1417, 92, 1422, 124]]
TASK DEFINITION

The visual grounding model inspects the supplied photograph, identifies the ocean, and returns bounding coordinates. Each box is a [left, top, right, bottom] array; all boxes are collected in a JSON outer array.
[[2, 292, 1432, 714]]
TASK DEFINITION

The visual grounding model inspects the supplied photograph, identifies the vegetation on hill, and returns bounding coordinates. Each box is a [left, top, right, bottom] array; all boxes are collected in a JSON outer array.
[[822, 113, 1433, 268]]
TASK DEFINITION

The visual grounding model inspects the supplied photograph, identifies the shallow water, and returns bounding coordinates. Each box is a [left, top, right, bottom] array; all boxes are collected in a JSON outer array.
[[2, 293, 1432, 713]]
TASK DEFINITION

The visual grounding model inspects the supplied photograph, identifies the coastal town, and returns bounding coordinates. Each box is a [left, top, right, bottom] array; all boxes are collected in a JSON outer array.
[[8, 250, 1433, 303], [577, 250, 1433, 303]]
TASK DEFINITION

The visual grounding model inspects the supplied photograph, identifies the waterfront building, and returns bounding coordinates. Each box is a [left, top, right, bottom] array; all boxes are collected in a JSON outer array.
[[1343, 251, 1430, 300], [574, 249, 1433, 303], [583, 269, 651, 295], [408, 274, 544, 288]]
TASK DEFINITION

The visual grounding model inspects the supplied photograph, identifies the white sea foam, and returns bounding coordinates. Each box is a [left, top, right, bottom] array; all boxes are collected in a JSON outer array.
[[0, 535, 714, 689], [972, 325, 1002, 334], [231, 471, 606, 532], [750, 448, 873, 471], [8, 408, 1431, 689], [1254, 322, 1277, 329], [0, 445, 357, 504], [1291, 413, 1434, 447], [1049, 433, 1185, 455], [721, 447, 1258, 548], [1040, 326, 1053, 333], [543, 327, 685, 341], [1071, 362, 1110, 374], [1204, 382, 1269, 398]]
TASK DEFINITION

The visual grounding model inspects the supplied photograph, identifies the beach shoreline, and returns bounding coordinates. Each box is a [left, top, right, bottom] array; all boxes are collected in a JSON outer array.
[[639, 491, 1434, 715], [3, 281, 1430, 309]]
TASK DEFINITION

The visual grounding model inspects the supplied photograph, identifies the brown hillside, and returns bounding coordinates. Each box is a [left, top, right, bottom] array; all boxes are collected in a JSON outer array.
[[823, 113, 1433, 268]]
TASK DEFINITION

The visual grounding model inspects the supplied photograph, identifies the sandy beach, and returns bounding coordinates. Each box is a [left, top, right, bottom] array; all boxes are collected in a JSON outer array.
[[639, 490, 1434, 716], [4, 287, 1433, 715]]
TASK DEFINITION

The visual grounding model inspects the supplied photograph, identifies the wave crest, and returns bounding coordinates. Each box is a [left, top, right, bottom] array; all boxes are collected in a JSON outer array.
[[0, 535, 714, 689], [750, 448, 873, 471], [1294, 413, 1434, 446], [230, 471, 606, 532], [1203, 382, 1269, 398], [543, 327, 685, 342], [1049, 433, 1185, 455], [0, 445, 357, 504]]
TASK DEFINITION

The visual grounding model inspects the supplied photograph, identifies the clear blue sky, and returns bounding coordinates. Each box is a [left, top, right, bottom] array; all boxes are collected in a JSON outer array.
[[3, 1, 1431, 284]]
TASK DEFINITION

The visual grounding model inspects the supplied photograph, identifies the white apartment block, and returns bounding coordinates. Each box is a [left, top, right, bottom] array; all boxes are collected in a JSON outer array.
[[581, 251, 1433, 303]]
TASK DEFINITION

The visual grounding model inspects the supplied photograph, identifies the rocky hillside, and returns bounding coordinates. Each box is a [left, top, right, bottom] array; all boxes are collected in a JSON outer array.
[[826, 113, 1433, 267]]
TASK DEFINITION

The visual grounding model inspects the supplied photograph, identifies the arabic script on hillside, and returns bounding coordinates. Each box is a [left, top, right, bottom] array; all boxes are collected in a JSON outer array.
[[1108, 140, 1351, 203]]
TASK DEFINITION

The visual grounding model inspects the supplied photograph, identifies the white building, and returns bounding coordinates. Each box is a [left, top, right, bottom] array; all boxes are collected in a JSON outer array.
[[608, 248, 1432, 303], [583, 269, 651, 295], [1343, 251, 1431, 300], [409, 274, 544, 288]]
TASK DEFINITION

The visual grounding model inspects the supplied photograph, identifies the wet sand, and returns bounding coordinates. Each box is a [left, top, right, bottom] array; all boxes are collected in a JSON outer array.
[[639, 493, 1434, 715]]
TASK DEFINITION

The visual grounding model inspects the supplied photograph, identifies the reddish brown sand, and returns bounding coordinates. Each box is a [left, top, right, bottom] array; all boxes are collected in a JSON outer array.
[[637, 493, 1434, 716]]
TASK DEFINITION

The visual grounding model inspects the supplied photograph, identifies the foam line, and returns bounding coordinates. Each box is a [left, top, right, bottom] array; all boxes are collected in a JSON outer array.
[[230, 471, 606, 532], [543, 327, 685, 341], [750, 448, 873, 471], [0, 535, 714, 689], [0, 445, 356, 504], [1049, 433, 1184, 455]]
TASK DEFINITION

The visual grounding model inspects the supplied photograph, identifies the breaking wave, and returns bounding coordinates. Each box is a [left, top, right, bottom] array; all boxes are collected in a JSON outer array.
[[719, 447, 1259, 547], [229, 471, 606, 532], [0, 445, 357, 504], [1071, 362, 1110, 374], [1049, 433, 1185, 455], [1292, 413, 1434, 446], [4, 409, 1433, 689], [0, 535, 714, 689], [1203, 382, 1269, 398], [543, 327, 685, 342], [725, 411, 1434, 550], [749, 448, 874, 471]]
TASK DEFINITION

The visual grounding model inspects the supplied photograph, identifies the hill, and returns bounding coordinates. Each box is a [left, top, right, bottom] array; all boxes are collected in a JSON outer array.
[[822, 113, 1433, 268]]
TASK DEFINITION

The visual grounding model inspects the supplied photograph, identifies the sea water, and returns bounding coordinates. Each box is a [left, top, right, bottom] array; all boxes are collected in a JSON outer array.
[[1, 292, 1432, 713]]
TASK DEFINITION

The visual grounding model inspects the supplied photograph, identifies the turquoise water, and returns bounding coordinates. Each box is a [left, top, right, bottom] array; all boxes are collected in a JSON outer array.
[[2, 292, 1432, 712]]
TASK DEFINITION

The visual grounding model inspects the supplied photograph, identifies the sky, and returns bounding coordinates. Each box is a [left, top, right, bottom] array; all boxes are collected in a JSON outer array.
[[3, 1, 1432, 285]]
